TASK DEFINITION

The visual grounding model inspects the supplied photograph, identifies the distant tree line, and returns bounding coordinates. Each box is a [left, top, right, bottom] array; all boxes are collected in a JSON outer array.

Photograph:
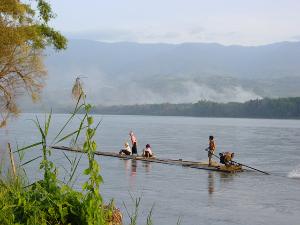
[[94, 97, 300, 119]]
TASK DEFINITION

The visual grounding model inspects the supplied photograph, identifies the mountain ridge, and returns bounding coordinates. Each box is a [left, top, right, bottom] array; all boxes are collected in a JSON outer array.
[[22, 39, 300, 111]]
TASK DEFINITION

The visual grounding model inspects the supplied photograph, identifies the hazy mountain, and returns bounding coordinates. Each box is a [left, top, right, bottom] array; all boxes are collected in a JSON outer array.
[[46, 39, 300, 78], [22, 39, 300, 112]]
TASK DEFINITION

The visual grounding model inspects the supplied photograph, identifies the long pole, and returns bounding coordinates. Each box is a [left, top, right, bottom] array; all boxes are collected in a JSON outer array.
[[231, 160, 270, 175], [204, 149, 270, 175]]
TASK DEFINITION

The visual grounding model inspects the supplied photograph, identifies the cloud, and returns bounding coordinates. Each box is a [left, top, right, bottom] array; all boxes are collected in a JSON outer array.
[[65, 26, 300, 46], [143, 31, 182, 40], [188, 27, 205, 35], [64, 27, 232, 44], [64, 27, 253, 46], [290, 35, 300, 41], [65, 29, 138, 42]]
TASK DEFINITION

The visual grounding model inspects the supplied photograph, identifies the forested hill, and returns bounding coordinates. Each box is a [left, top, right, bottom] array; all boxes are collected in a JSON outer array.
[[93, 97, 300, 119]]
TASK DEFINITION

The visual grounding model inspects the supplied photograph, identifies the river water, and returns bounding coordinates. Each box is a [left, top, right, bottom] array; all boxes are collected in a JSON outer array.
[[1, 113, 300, 225]]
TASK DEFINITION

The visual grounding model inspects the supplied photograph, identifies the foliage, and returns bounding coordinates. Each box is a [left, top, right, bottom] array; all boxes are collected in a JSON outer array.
[[0, 0, 67, 126], [0, 177, 86, 225], [95, 97, 300, 119], [0, 87, 115, 224]]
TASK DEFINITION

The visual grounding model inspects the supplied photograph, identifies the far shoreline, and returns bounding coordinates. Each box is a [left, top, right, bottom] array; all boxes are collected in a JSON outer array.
[[20, 111, 300, 121]]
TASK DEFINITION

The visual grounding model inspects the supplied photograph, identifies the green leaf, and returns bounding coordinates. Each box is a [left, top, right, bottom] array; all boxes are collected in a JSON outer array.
[[97, 175, 103, 184], [94, 118, 103, 131], [34, 117, 46, 140], [87, 128, 94, 137], [91, 141, 97, 151], [44, 110, 52, 136], [63, 151, 72, 165], [84, 168, 90, 175], [53, 126, 87, 145], [85, 104, 92, 112], [13, 141, 43, 153], [82, 182, 89, 190], [67, 154, 82, 184], [52, 104, 84, 144], [83, 142, 88, 152], [87, 116, 93, 125], [74, 115, 87, 144], [20, 156, 42, 166]]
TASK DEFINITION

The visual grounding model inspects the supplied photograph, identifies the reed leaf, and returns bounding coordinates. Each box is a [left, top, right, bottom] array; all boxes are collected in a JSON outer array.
[[20, 156, 42, 167], [74, 114, 87, 144], [44, 110, 52, 136], [146, 203, 155, 225], [67, 154, 83, 185], [51, 104, 84, 144], [34, 117, 45, 140], [13, 142, 43, 153], [53, 126, 87, 145], [94, 117, 103, 131], [176, 216, 182, 225], [62, 151, 72, 165]]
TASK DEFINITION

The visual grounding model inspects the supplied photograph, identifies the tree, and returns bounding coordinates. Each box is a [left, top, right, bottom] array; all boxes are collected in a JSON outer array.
[[0, 0, 67, 126]]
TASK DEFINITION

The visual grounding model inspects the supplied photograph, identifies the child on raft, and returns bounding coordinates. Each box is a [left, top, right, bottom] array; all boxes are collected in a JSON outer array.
[[119, 142, 132, 155], [142, 144, 153, 158]]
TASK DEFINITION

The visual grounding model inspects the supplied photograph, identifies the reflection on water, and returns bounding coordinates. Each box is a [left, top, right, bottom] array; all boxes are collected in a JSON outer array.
[[123, 159, 152, 175], [123, 159, 138, 176], [123, 159, 130, 175], [123, 159, 137, 189], [207, 171, 239, 195], [219, 172, 235, 182], [207, 172, 215, 195], [131, 159, 137, 176], [142, 161, 151, 173]]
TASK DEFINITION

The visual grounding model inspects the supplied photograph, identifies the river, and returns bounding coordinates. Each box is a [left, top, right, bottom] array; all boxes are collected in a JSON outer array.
[[1, 113, 300, 225]]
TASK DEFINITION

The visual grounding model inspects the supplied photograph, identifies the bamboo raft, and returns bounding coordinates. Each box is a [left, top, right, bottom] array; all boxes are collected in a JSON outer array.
[[51, 146, 244, 173]]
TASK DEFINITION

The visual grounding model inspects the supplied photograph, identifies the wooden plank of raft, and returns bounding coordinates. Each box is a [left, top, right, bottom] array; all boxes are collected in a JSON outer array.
[[51, 146, 190, 164], [51, 146, 243, 173]]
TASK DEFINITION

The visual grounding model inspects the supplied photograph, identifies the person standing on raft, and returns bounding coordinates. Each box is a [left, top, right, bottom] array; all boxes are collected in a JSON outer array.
[[129, 131, 138, 155], [206, 135, 216, 166]]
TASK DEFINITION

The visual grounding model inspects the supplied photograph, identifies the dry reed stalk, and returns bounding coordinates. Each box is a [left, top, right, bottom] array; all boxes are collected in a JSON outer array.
[[7, 142, 16, 178]]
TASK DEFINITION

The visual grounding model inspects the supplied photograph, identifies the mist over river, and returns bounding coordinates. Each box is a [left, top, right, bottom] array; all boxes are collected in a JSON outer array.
[[1, 114, 300, 225]]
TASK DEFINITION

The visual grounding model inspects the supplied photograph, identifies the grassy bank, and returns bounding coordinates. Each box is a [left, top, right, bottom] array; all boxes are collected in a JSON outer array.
[[0, 94, 123, 225]]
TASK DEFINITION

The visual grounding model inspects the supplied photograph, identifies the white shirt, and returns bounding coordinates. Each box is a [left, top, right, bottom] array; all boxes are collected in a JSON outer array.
[[144, 147, 152, 155], [125, 145, 131, 153]]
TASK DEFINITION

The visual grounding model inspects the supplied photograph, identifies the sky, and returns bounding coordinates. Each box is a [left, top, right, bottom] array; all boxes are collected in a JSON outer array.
[[45, 0, 300, 45]]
